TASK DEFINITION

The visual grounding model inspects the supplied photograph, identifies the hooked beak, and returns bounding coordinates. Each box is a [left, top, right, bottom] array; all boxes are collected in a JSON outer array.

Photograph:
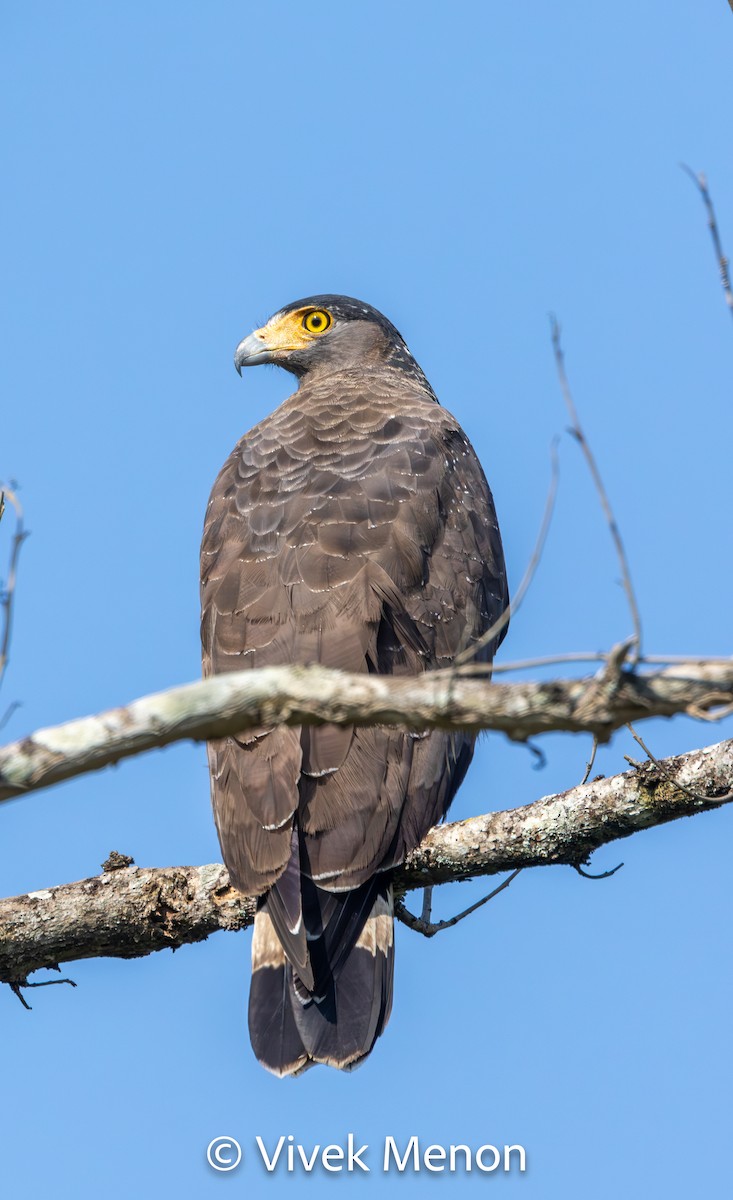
[[234, 330, 273, 374]]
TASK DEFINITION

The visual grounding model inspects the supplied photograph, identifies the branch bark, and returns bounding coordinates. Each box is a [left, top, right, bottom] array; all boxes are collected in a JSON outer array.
[[1, 736, 730, 984], [1, 654, 732, 803]]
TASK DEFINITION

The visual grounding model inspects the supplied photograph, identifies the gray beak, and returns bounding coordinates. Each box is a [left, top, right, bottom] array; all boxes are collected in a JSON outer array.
[[234, 331, 272, 375]]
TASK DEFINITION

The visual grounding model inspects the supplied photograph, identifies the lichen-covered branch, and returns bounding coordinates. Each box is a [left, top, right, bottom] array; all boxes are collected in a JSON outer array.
[[1, 736, 730, 984], [1, 655, 733, 804]]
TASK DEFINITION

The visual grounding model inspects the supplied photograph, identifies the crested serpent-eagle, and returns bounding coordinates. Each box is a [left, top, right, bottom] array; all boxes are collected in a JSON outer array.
[[200, 295, 508, 1076]]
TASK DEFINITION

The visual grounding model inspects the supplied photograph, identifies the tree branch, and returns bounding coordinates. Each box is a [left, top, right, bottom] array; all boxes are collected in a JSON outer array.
[[1, 652, 732, 804], [0, 486, 29, 693], [682, 164, 733, 323], [550, 319, 643, 658], [1, 736, 730, 984]]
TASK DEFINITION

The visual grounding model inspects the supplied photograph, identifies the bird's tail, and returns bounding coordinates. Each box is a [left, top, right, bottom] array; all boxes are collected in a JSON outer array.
[[248, 879, 394, 1077]]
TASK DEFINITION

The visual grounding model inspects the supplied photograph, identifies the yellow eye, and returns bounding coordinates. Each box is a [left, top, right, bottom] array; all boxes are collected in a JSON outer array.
[[303, 309, 332, 335]]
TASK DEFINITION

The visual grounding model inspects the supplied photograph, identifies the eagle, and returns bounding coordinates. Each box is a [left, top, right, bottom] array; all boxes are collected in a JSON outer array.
[[200, 295, 508, 1076]]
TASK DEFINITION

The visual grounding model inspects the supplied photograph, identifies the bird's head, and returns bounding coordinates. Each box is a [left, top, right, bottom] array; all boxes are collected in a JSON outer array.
[[234, 294, 425, 384]]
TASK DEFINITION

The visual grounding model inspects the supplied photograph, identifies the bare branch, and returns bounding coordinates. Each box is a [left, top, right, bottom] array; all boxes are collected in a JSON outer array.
[[574, 861, 623, 881], [682, 164, 733, 323], [9, 975, 77, 1011], [396, 869, 523, 938], [1, 736, 730, 983], [453, 440, 559, 666], [2, 654, 733, 804], [492, 652, 733, 673], [580, 735, 599, 786], [550, 319, 643, 658], [0, 487, 29, 692], [490, 652, 611, 673], [627, 722, 733, 805]]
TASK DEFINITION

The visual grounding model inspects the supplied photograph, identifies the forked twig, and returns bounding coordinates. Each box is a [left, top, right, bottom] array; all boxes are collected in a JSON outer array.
[[8, 974, 78, 1011], [396, 869, 522, 937], [682, 165, 733, 323], [550, 318, 643, 662], [626, 723, 733, 805]]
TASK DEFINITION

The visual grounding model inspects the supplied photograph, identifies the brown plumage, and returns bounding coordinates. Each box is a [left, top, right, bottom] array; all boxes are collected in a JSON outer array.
[[200, 295, 508, 1075]]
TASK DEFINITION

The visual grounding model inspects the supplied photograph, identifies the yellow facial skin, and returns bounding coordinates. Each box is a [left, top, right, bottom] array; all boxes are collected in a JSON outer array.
[[253, 307, 332, 355]]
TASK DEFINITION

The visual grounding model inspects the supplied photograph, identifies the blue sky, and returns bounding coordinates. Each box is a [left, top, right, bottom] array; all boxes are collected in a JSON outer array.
[[2, 2, 732, 1196]]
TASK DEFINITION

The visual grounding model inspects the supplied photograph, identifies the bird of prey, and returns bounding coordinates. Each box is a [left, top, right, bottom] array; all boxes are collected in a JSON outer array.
[[200, 295, 508, 1076]]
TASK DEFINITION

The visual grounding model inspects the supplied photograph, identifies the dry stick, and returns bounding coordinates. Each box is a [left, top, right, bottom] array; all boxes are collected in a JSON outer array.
[[453, 440, 559, 668], [523, 318, 641, 863], [626, 722, 733, 805], [488, 653, 733, 676], [575, 861, 623, 881], [9, 977, 77, 1012], [0, 488, 29, 691], [490, 652, 610, 674], [492, 652, 733, 674], [580, 735, 599, 786], [545, 329, 641, 837], [682, 165, 733, 323], [636, 654, 733, 666], [550, 318, 643, 661], [396, 869, 523, 938]]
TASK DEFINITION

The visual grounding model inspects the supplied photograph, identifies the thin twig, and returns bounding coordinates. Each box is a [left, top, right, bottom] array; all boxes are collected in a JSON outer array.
[[396, 869, 522, 938], [0, 702, 21, 732], [489, 652, 610, 674], [9, 975, 77, 1011], [489, 652, 733, 674], [0, 487, 29, 692], [550, 319, 643, 662], [453, 441, 559, 667], [574, 861, 624, 881], [639, 654, 733, 666], [580, 735, 599, 786], [626, 723, 733, 805], [525, 740, 547, 770], [682, 165, 733, 323]]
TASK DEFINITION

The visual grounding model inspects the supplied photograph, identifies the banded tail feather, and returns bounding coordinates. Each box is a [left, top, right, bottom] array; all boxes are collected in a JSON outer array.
[[249, 879, 394, 1077]]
